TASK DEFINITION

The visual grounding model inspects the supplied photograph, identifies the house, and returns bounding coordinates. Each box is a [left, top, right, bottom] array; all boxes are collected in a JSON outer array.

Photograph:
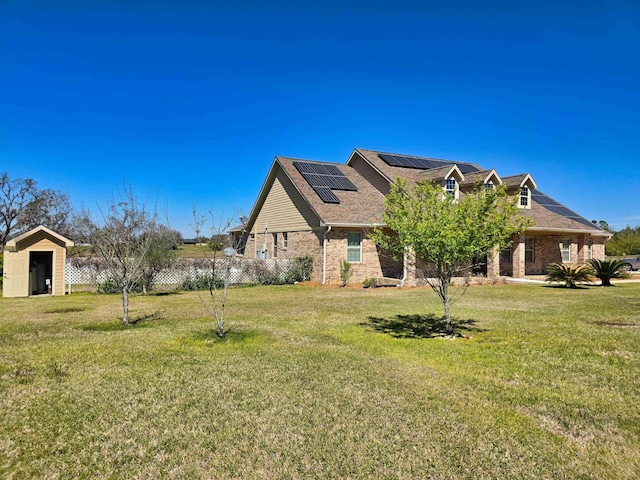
[[3, 225, 74, 297], [235, 148, 610, 285]]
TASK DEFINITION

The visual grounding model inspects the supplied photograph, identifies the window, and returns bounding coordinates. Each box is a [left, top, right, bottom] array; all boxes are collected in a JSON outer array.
[[485, 182, 494, 191], [347, 232, 362, 263], [525, 237, 534, 263], [520, 186, 529, 208], [561, 239, 571, 262], [273, 233, 278, 258], [283, 232, 288, 248], [445, 178, 457, 198], [500, 247, 512, 263], [587, 238, 593, 260]]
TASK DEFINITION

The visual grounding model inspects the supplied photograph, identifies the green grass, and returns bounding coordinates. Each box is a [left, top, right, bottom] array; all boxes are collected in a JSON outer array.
[[176, 244, 218, 258], [1, 284, 639, 478]]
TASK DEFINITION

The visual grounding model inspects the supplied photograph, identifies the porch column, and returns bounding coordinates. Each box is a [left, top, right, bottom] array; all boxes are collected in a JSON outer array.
[[512, 234, 526, 278], [486, 246, 500, 278]]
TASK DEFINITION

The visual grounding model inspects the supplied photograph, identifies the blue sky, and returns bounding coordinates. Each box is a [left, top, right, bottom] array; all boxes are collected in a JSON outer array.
[[1, 0, 639, 235]]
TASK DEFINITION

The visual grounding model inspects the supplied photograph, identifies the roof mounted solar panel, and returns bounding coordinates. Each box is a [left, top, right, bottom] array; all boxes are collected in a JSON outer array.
[[293, 160, 358, 204], [532, 189, 596, 228], [312, 186, 340, 203], [378, 153, 479, 173]]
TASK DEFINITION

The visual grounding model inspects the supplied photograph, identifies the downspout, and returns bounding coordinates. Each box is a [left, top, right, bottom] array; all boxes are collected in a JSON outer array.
[[322, 225, 332, 285]]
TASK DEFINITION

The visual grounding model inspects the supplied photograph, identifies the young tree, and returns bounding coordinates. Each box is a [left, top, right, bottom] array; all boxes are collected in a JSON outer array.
[[90, 187, 156, 325], [192, 209, 243, 340], [371, 179, 532, 335], [139, 225, 181, 294]]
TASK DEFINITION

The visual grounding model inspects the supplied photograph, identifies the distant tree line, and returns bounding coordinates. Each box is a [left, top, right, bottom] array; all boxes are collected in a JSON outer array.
[[592, 220, 640, 257]]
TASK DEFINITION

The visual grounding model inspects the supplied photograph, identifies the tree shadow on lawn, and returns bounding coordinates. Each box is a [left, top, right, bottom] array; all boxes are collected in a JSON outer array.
[[79, 310, 165, 331], [363, 314, 485, 339]]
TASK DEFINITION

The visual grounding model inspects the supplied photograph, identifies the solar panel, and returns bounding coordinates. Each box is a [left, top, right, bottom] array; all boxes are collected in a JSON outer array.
[[378, 153, 479, 173], [532, 189, 596, 228], [312, 186, 340, 203], [293, 161, 358, 204]]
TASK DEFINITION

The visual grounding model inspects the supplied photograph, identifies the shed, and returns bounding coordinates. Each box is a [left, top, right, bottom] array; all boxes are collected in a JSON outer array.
[[3, 225, 74, 298]]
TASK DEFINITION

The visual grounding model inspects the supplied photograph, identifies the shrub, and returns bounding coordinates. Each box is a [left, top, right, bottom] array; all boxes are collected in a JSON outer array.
[[284, 255, 314, 283], [97, 278, 143, 295], [340, 259, 353, 286], [588, 258, 631, 287], [545, 263, 593, 288], [181, 273, 224, 291], [362, 276, 377, 288]]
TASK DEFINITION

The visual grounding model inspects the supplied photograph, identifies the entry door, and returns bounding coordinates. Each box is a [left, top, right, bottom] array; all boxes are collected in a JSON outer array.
[[3, 251, 29, 297]]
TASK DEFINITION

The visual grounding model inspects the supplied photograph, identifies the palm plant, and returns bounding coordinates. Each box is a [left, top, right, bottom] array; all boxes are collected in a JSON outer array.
[[588, 258, 631, 287], [545, 263, 594, 288]]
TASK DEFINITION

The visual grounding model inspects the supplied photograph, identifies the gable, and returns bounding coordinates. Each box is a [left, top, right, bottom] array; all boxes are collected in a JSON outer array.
[[252, 168, 321, 233]]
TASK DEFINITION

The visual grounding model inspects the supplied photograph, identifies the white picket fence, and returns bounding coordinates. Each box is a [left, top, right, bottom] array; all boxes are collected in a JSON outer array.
[[65, 258, 295, 287]]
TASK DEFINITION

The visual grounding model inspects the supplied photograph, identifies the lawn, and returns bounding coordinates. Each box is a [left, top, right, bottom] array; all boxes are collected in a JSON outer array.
[[1, 283, 639, 479]]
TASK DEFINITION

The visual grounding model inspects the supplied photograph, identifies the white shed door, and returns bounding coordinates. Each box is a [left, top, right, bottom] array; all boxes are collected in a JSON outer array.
[[3, 251, 29, 297]]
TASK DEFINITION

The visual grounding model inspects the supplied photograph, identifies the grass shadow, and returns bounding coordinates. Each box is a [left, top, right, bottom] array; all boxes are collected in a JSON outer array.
[[45, 306, 89, 314], [363, 313, 485, 339], [542, 285, 592, 289], [79, 310, 164, 332], [190, 328, 258, 345], [151, 291, 182, 297]]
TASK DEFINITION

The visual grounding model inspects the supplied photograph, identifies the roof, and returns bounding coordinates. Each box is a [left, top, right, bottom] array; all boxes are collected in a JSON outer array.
[[276, 156, 386, 226], [244, 148, 609, 237], [459, 169, 502, 187], [350, 148, 482, 186], [502, 173, 537, 190], [5, 225, 74, 250]]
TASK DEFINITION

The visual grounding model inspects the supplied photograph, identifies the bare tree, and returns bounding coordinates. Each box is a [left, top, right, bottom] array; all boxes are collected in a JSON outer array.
[[0, 173, 38, 252], [192, 208, 244, 340], [0, 173, 73, 252], [91, 187, 156, 325], [21, 189, 73, 236]]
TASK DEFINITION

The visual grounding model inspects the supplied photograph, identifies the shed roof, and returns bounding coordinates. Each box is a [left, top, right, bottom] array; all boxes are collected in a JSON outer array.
[[6, 225, 74, 251]]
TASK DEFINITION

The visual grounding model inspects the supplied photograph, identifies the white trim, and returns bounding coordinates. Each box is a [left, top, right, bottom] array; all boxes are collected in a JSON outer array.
[[526, 226, 611, 237]]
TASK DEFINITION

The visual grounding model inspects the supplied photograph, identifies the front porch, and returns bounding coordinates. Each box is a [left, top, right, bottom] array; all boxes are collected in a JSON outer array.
[[486, 232, 606, 279]]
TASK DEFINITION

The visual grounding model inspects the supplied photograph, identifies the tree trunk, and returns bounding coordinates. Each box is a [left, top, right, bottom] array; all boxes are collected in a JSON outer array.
[[442, 280, 453, 335], [122, 287, 130, 325]]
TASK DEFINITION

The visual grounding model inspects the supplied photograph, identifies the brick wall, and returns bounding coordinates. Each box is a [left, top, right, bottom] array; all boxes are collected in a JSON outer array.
[[324, 228, 402, 285]]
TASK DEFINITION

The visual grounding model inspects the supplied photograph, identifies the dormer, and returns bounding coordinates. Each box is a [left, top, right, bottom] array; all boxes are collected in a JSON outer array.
[[459, 169, 503, 193], [502, 173, 537, 209], [421, 164, 465, 200]]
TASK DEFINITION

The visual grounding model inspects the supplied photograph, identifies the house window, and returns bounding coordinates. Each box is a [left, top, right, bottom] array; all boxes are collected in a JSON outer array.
[[561, 239, 571, 262], [525, 237, 534, 263], [347, 232, 362, 263], [485, 182, 494, 191], [500, 247, 512, 263], [587, 238, 593, 260], [283, 232, 288, 248], [445, 178, 457, 198], [520, 186, 529, 208], [273, 233, 278, 258]]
